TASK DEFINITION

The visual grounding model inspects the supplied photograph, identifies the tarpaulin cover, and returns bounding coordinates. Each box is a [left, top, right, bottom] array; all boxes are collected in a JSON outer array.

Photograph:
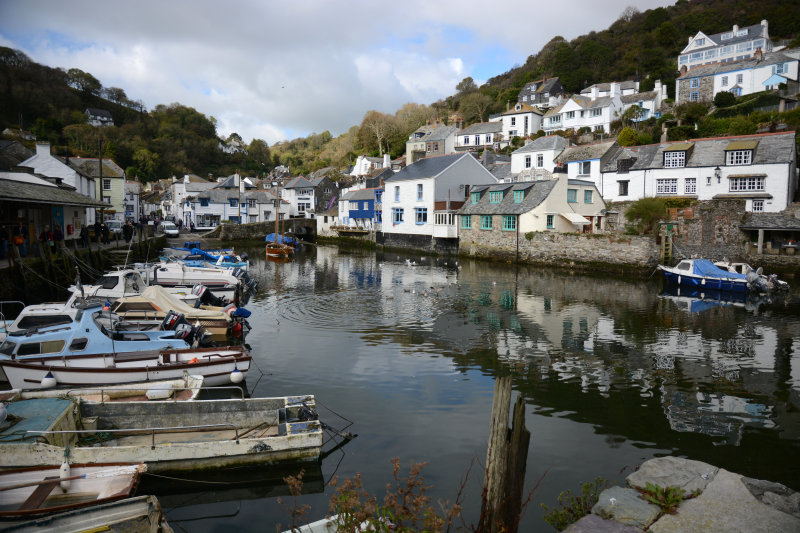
[[691, 259, 747, 280], [265, 233, 298, 246]]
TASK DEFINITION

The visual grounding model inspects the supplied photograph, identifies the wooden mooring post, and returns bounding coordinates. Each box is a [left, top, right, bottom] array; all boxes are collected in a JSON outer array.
[[480, 375, 531, 533]]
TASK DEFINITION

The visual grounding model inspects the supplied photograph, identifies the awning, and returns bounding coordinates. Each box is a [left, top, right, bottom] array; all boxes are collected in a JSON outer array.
[[560, 212, 590, 225]]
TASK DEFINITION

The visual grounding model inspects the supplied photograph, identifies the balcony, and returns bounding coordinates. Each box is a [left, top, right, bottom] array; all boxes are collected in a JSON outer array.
[[433, 212, 458, 238]]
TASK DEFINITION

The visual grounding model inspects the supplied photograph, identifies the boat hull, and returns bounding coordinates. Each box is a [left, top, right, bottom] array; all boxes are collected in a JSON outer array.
[[661, 270, 749, 293]]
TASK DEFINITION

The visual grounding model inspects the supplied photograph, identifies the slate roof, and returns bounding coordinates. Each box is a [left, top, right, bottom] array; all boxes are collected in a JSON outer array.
[[283, 176, 315, 189], [581, 81, 637, 94], [620, 90, 658, 104], [520, 77, 561, 96], [458, 180, 557, 215], [601, 132, 795, 172], [69, 158, 124, 178], [0, 140, 34, 171], [544, 103, 566, 118], [342, 188, 379, 201], [502, 103, 543, 116], [185, 182, 217, 193], [191, 189, 279, 203], [740, 213, 800, 231], [384, 153, 469, 183], [0, 173, 108, 207], [408, 124, 458, 142], [678, 51, 795, 79], [557, 141, 617, 163], [215, 175, 255, 189], [685, 23, 768, 54], [85, 107, 112, 119], [570, 95, 615, 110], [488, 163, 512, 182], [513, 135, 569, 154], [458, 122, 502, 135]]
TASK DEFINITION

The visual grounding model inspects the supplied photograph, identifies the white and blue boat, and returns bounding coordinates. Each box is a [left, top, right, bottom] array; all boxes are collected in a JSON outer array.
[[659, 259, 750, 293]]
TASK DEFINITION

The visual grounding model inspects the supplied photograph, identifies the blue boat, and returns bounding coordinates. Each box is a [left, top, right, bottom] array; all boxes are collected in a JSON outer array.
[[265, 233, 299, 248], [658, 259, 749, 293], [0, 300, 198, 362], [164, 242, 249, 269]]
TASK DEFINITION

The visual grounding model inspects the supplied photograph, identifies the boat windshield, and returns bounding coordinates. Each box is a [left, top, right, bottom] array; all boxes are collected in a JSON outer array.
[[0, 339, 16, 355], [16, 314, 73, 330], [97, 276, 120, 289]]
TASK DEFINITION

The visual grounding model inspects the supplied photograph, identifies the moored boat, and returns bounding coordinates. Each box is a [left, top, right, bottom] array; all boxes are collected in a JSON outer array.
[[658, 259, 750, 293], [0, 463, 145, 520], [0, 394, 323, 472]]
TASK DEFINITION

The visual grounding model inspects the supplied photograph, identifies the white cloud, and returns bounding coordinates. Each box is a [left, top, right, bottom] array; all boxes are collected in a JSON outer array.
[[0, 0, 674, 144]]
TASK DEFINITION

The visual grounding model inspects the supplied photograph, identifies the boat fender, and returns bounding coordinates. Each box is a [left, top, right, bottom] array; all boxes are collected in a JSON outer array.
[[41, 371, 57, 388], [189, 357, 199, 364], [230, 366, 244, 384], [59, 461, 70, 492]]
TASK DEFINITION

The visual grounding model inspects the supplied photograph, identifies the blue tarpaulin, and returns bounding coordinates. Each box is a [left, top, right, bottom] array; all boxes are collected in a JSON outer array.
[[265, 233, 298, 246], [691, 259, 746, 280]]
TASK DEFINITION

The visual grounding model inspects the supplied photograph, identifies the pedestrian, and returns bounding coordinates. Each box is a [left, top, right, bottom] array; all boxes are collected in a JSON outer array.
[[14, 220, 26, 257], [39, 224, 54, 252], [0, 224, 7, 261], [190, 220, 195, 233], [80, 225, 89, 248], [53, 223, 64, 252], [101, 221, 110, 244], [123, 220, 134, 243], [178, 218, 183, 231], [94, 219, 102, 244]]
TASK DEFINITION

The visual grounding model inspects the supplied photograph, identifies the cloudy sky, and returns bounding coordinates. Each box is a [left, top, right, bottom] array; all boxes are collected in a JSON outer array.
[[1, 0, 673, 145]]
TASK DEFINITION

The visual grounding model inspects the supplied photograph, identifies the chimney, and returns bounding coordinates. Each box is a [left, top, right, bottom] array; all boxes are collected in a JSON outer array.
[[755, 47, 763, 62], [506, 100, 511, 111], [383, 153, 390, 169], [590, 86, 598, 99], [36, 142, 50, 156], [733, 24, 739, 33], [610, 82, 620, 97]]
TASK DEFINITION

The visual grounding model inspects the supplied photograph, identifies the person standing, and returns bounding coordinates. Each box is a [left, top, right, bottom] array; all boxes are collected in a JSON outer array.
[[14, 220, 26, 257], [94, 219, 102, 244], [123, 220, 133, 243], [53, 223, 64, 252], [80, 225, 89, 248], [101, 221, 110, 244]]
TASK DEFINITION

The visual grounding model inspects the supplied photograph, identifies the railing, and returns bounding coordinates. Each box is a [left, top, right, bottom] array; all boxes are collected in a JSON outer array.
[[27, 423, 243, 449]]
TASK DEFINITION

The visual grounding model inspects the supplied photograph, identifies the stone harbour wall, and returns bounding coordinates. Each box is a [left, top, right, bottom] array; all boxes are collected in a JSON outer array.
[[671, 199, 749, 261], [460, 230, 660, 269]]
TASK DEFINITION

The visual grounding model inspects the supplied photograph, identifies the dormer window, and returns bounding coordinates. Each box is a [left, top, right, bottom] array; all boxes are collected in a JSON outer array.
[[471, 192, 480, 204], [489, 191, 504, 204], [664, 151, 687, 168], [513, 190, 524, 203], [721, 32, 733, 40], [726, 150, 752, 165], [515, 104, 522, 111], [695, 38, 705, 46], [736, 29, 748, 36]]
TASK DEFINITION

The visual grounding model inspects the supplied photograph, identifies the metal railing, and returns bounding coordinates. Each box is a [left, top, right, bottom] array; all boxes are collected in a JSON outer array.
[[27, 423, 242, 449]]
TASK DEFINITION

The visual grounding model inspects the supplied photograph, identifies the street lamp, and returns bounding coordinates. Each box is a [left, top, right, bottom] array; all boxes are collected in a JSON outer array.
[[714, 166, 721, 184]]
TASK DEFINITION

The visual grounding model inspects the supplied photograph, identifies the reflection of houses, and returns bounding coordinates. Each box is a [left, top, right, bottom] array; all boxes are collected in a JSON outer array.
[[382, 153, 496, 251], [599, 132, 797, 212]]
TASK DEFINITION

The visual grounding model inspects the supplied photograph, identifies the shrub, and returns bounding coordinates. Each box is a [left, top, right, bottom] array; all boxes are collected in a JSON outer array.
[[618, 127, 637, 146], [636, 131, 654, 145], [713, 91, 736, 108], [624, 197, 667, 234], [542, 478, 610, 531], [636, 482, 701, 515]]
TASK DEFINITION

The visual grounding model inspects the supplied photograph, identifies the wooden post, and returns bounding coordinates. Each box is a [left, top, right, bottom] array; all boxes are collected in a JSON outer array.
[[481, 375, 531, 533]]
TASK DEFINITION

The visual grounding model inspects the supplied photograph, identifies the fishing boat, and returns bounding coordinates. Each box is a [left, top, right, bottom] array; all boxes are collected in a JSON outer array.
[[0, 463, 145, 520], [2, 494, 170, 533], [164, 247, 250, 270], [0, 394, 323, 472], [0, 300, 198, 362], [0, 345, 251, 390], [658, 259, 753, 293], [107, 286, 250, 340]]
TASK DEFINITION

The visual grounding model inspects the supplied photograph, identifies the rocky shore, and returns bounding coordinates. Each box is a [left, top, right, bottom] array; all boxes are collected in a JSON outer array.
[[565, 456, 800, 533]]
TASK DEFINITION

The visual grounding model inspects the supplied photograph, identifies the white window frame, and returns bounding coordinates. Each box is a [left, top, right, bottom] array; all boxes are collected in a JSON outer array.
[[656, 178, 678, 195], [537, 154, 543, 167], [690, 78, 699, 88], [721, 76, 728, 86], [685, 178, 696, 194], [578, 161, 591, 175], [102, 178, 112, 191], [730, 176, 764, 191], [664, 151, 686, 168], [752, 199, 764, 212], [525, 155, 531, 169], [726, 150, 752, 165]]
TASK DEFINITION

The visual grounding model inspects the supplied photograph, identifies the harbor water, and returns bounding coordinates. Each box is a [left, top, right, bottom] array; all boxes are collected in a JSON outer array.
[[122, 245, 800, 530]]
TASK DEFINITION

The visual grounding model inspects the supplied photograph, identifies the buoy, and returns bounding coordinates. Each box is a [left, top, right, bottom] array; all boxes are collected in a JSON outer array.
[[188, 357, 199, 364], [41, 371, 57, 388], [230, 366, 244, 384], [59, 461, 70, 492]]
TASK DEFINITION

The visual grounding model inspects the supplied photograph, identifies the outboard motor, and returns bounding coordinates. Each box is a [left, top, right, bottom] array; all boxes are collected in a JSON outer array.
[[192, 284, 225, 307], [746, 269, 768, 294], [161, 311, 189, 331], [171, 323, 195, 344]]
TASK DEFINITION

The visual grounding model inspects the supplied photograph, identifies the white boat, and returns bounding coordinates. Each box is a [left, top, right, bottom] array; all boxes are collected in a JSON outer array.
[[1, 494, 171, 533], [0, 463, 145, 519], [135, 260, 256, 293], [713, 260, 789, 291], [0, 345, 251, 390], [0, 395, 323, 472]]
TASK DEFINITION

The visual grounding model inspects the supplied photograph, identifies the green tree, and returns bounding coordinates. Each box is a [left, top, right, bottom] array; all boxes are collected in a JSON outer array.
[[456, 77, 477, 95], [618, 127, 637, 146], [713, 91, 736, 108], [459, 92, 493, 123], [625, 197, 667, 234], [66, 68, 102, 95]]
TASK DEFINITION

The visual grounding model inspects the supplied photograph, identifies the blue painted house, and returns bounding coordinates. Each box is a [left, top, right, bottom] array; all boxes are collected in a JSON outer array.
[[339, 187, 383, 228]]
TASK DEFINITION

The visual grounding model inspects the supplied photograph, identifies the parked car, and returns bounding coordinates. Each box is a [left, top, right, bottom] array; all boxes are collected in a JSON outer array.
[[106, 220, 123, 237], [158, 221, 180, 237]]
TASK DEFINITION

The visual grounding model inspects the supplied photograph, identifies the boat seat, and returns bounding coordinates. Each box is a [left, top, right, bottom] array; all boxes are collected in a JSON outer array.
[[19, 476, 59, 510]]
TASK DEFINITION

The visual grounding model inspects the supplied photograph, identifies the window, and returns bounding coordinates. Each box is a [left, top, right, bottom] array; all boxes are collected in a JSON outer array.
[[511, 117, 516, 126], [721, 76, 728, 86], [664, 151, 686, 168], [773, 63, 786, 75], [618, 181, 629, 196], [730, 87, 742, 96], [102, 178, 112, 190], [565, 111, 575, 119], [471, 192, 480, 204], [567, 189, 577, 203], [394, 186, 400, 202], [730, 176, 764, 191], [584, 190, 593, 203], [486, 134, 492, 143], [513, 190, 524, 203], [426, 143, 432, 153], [590, 108, 602, 117], [475, 135, 481, 145], [248, 199, 256, 208], [695, 38, 705, 46], [726, 150, 752, 165], [417, 184, 423, 201], [415, 207, 428, 225], [656, 178, 678, 194], [690, 78, 699, 88], [736, 73, 743, 83], [433, 142, 439, 152], [480, 215, 492, 229], [489, 191, 503, 203], [463, 136, 470, 145], [736, 29, 748, 36], [461, 215, 472, 229], [721, 32, 733, 40], [229, 198, 238, 207], [549, 115, 561, 125], [537, 154, 543, 167], [752, 200, 764, 212], [391, 208, 404, 223], [685, 178, 697, 194], [546, 214, 554, 228], [525, 155, 531, 169], [578, 161, 591, 175], [200, 198, 209, 207], [103, 196, 111, 204], [502, 216, 516, 231], [690, 91, 700, 102], [594, 125, 604, 132]]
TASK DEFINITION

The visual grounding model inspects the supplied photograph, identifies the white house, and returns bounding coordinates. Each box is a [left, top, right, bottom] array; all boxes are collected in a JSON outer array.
[[599, 132, 797, 213], [493, 102, 543, 140], [405, 123, 458, 165], [382, 153, 497, 244], [282, 176, 317, 218], [517, 76, 566, 109], [85, 108, 114, 127], [676, 50, 799, 104], [185, 188, 286, 227], [580, 80, 639, 97], [543, 86, 623, 134], [678, 20, 773, 72], [620, 80, 669, 122], [166, 175, 216, 224], [455, 121, 503, 152], [510, 135, 570, 179], [124, 181, 141, 222], [351, 154, 390, 177], [555, 140, 618, 188]]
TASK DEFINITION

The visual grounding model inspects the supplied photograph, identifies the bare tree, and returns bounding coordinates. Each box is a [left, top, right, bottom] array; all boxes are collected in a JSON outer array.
[[460, 93, 493, 123], [359, 110, 397, 156], [619, 5, 640, 23]]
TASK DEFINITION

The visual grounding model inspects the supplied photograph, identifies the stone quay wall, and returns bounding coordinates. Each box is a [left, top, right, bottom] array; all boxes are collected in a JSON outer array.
[[377, 232, 459, 255], [671, 199, 750, 261], [459, 228, 660, 269]]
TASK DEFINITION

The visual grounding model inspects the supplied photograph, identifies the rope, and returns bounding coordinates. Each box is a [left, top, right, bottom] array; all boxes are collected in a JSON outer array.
[[144, 472, 277, 486]]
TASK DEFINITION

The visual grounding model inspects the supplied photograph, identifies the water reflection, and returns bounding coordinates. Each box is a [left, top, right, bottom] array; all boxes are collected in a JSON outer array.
[[230, 245, 799, 530]]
